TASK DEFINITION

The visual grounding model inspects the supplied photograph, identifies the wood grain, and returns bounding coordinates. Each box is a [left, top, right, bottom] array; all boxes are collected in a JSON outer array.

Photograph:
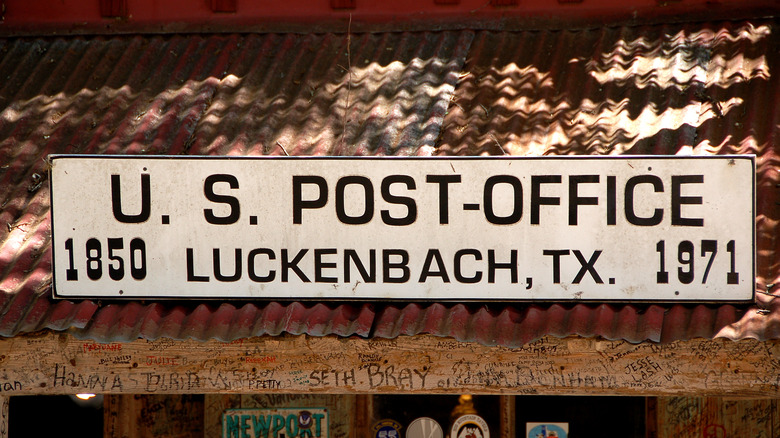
[[1, 332, 779, 397]]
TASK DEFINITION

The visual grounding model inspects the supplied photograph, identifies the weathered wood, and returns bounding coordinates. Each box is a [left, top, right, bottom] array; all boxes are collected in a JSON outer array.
[[104, 394, 204, 438], [205, 394, 241, 438], [0, 396, 7, 438], [499, 396, 514, 438], [104, 394, 134, 438], [0, 332, 779, 396], [355, 394, 373, 438], [656, 397, 780, 438], [646, 398, 658, 438]]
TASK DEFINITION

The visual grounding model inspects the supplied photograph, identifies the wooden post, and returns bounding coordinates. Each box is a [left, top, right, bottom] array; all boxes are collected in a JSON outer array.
[[645, 397, 657, 438], [356, 395, 374, 438], [104, 395, 137, 438], [499, 396, 515, 438], [0, 396, 8, 438]]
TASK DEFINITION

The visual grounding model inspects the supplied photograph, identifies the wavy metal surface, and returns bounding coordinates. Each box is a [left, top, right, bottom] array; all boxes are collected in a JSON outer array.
[[0, 21, 778, 346]]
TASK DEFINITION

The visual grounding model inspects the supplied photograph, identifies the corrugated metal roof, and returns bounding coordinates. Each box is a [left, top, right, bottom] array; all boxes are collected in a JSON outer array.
[[0, 20, 778, 346]]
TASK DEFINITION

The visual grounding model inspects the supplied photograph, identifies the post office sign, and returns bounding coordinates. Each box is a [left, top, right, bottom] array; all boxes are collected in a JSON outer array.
[[50, 155, 755, 301]]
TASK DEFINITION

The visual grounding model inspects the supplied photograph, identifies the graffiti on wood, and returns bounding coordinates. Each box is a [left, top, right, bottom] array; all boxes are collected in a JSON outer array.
[[656, 397, 779, 438], [0, 333, 779, 397]]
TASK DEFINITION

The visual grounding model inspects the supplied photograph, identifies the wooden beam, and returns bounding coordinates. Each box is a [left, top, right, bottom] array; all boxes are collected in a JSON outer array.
[[0, 332, 779, 396], [355, 394, 374, 438]]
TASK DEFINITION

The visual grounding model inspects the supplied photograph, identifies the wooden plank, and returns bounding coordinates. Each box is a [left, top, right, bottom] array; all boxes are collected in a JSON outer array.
[[646, 398, 658, 438], [205, 395, 241, 438], [355, 394, 373, 438], [499, 396, 515, 438], [105, 394, 204, 438], [655, 397, 780, 438], [104, 395, 135, 438], [0, 396, 7, 438], [0, 332, 779, 396]]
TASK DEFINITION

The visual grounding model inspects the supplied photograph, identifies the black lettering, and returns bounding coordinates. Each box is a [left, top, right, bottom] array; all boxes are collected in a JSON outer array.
[[336, 176, 374, 225], [484, 175, 523, 225], [572, 250, 603, 284], [213, 248, 242, 282], [186, 248, 209, 282], [382, 249, 410, 283], [344, 250, 376, 283], [413, 368, 429, 388], [293, 176, 328, 224], [367, 364, 383, 388], [381, 175, 417, 226], [607, 175, 616, 225], [425, 174, 461, 224], [204, 174, 240, 225], [314, 248, 338, 283], [625, 175, 664, 226], [53, 363, 66, 387], [418, 249, 450, 282], [111, 174, 151, 223], [672, 175, 704, 226], [531, 175, 560, 224], [341, 369, 356, 386], [543, 249, 570, 284], [488, 249, 517, 283], [454, 249, 482, 283], [569, 175, 599, 225], [282, 249, 310, 282], [248, 248, 276, 282]]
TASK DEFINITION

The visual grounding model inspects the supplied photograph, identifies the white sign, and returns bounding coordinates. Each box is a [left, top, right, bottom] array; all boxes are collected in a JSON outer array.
[[452, 415, 489, 438], [50, 155, 754, 301]]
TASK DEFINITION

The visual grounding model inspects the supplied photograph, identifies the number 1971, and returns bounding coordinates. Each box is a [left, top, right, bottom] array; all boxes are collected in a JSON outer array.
[[656, 240, 739, 285]]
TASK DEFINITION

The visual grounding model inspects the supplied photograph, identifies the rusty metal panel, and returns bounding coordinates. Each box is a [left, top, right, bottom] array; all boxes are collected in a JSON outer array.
[[0, 21, 778, 346]]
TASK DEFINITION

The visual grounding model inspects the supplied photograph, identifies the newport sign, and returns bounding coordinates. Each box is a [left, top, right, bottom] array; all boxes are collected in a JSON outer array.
[[50, 155, 754, 301]]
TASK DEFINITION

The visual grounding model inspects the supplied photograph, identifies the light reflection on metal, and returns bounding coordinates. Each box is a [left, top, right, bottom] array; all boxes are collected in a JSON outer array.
[[0, 21, 776, 345]]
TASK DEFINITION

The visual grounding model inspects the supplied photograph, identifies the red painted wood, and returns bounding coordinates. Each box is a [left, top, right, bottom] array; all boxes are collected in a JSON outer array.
[[99, 0, 126, 18], [330, 0, 357, 9], [0, 0, 773, 35], [210, 0, 238, 13]]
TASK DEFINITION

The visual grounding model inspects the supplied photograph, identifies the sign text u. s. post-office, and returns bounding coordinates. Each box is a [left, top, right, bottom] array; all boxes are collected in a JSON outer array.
[[50, 156, 754, 301]]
